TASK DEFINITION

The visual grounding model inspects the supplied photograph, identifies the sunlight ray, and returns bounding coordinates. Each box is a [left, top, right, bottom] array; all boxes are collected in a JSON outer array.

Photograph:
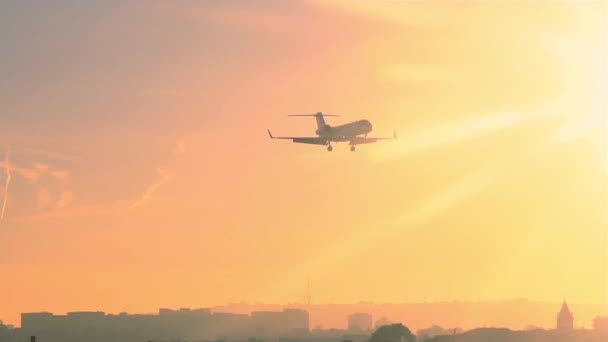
[[373, 112, 524, 162], [275, 137, 556, 299]]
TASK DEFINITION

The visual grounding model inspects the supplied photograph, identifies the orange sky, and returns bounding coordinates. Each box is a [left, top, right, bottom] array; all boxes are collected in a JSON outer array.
[[0, 0, 606, 328]]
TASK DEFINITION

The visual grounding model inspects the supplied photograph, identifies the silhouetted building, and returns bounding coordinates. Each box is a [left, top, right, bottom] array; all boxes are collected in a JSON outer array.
[[251, 308, 309, 336], [556, 301, 573, 331], [283, 308, 310, 333], [16, 307, 310, 342], [347, 313, 372, 332], [0, 321, 10, 340], [21, 312, 55, 333]]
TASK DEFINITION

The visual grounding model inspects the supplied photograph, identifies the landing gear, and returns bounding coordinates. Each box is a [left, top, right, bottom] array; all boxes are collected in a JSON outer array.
[[350, 145, 356, 152], [327, 145, 333, 152]]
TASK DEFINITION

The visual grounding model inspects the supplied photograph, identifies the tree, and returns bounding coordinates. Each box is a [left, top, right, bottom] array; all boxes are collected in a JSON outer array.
[[370, 323, 416, 342], [593, 316, 608, 333]]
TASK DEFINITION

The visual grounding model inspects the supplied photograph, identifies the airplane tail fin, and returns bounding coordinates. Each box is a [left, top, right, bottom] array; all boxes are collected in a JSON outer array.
[[288, 112, 339, 131]]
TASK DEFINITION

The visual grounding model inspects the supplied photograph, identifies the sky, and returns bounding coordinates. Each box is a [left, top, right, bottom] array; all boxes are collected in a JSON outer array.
[[0, 0, 606, 328]]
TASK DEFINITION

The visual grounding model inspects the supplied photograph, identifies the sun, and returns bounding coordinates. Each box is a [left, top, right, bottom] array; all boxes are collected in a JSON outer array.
[[542, 2, 606, 146]]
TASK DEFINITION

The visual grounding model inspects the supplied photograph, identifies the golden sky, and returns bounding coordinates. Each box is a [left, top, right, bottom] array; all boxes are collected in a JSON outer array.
[[0, 0, 606, 328]]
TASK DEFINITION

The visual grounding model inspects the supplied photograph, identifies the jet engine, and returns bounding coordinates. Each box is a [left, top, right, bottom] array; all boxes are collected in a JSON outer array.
[[316, 124, 332, 135]]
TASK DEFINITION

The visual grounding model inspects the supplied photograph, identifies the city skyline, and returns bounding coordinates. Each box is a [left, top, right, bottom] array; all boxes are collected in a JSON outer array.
[[1, 298, 605, 332], [1, 0, 606, 333]]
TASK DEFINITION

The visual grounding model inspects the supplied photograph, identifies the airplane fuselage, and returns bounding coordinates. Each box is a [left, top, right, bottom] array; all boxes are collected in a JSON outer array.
[[315, 119, 373, 138]]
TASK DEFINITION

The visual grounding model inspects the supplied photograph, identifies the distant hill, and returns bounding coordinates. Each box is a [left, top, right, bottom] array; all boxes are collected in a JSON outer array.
[[427, 327, 607, 342]]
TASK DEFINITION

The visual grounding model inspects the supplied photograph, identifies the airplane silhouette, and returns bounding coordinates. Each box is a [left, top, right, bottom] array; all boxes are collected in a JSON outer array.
[[267, 112, 396, 152]]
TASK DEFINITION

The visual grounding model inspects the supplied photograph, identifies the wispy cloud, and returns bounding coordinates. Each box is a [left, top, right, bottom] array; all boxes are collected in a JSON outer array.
[[19, 147, 77, 162], [13, 200, 130, 223], [0, 151, 74, 218], [131, 139, 184, 209], [12, 165, 43, 183], [130, 169, 171, 210], [33, 163, 50, 171], [54, 190, 74, 211], [36, 188, 51, 210], [172, 141, 186, 155], [50, 170, 70, 182], [0, 157, 70, 184], [1, 149, 11, 220]]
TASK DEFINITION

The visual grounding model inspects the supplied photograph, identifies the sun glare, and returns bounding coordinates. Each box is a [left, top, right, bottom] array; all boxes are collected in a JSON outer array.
[[541, 5, 606, 147]]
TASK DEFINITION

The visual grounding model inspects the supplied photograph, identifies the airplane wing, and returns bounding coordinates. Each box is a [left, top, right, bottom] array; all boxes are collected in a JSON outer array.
[[348, 130, 397, 144], [267, 129, 328, 145]]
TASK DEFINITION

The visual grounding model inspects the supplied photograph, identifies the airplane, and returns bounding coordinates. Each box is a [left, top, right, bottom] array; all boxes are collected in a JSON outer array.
[[267, 112, 396, 152]]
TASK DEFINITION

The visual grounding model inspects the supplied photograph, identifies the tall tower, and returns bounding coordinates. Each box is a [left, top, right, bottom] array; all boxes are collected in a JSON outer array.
[[306, 279, 312, 305], [556, 300, 574, 331]]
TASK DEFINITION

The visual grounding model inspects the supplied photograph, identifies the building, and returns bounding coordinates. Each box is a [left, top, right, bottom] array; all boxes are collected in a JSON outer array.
[[556, 300, 574, 331], [21, 312, 56, 333], [347, 313, 372, 332], [283, 308, 310, 333], [251, 309, 309, 336], [18, 307, 310, 341]]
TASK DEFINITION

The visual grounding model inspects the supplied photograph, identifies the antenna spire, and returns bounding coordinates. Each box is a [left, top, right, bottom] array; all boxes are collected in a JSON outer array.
[[306, 277, 312, 305]]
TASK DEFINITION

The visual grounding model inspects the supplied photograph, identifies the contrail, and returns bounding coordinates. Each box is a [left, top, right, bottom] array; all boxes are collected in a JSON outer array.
[[1, 149, 11, 220]]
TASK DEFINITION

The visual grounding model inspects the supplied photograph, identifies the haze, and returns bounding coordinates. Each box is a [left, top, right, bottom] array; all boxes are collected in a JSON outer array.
[[0, 0, 606, 329]]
